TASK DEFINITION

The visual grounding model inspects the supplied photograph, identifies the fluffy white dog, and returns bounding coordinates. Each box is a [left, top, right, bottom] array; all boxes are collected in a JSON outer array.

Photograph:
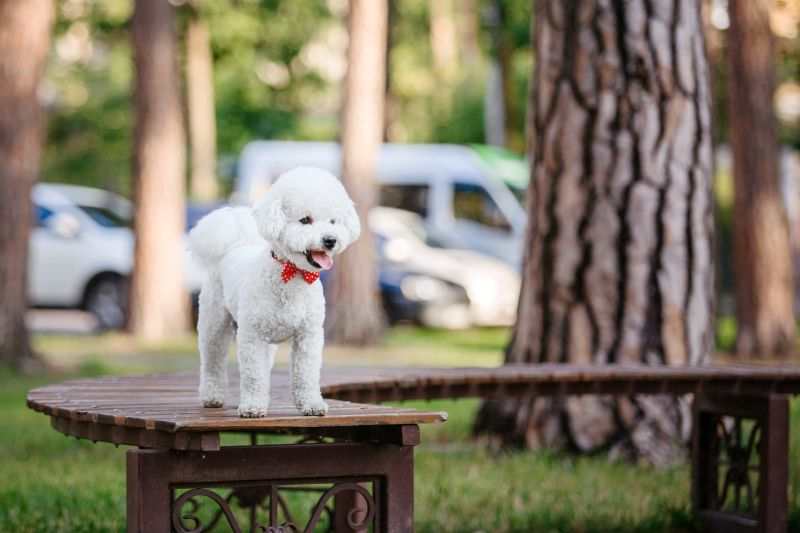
[[188, 167, 360, 417]]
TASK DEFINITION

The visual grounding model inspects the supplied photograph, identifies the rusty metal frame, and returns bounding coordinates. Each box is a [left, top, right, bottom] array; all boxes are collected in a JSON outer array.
[[692, 394, 789, 533], [126, 438, 415, 532]]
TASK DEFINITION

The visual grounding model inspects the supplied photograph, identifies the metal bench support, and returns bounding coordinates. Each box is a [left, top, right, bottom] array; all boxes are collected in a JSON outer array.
[[692, 394, 789, 533], [126, 435, 416, 533]]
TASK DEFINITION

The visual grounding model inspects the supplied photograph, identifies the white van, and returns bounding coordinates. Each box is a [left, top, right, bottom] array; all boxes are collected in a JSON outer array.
[[235, 141, 528, 268]]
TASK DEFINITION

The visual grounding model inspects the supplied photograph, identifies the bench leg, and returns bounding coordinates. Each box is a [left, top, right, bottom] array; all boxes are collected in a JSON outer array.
[[126, 440, 414, 532], [692, 394, 788, 533]]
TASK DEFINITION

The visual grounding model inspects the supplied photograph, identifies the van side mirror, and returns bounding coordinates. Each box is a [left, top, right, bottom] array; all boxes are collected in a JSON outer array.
[[46, 212, 81, 238]]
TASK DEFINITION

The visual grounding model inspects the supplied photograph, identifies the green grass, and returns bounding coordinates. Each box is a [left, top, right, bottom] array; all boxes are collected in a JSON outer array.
[[3, 327, 800, 531]]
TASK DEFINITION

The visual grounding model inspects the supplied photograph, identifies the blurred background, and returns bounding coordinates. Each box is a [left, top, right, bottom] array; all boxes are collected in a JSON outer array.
[[3, 0, 800, 530], [14, 0, 800, 342]]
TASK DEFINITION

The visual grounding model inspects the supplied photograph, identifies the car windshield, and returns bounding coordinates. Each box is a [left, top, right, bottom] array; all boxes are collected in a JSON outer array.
[[78, 205, 130, 228]]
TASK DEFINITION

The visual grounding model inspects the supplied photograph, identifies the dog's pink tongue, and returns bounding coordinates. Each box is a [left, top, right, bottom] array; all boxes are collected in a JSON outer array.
[[312, 251, 333, 270]]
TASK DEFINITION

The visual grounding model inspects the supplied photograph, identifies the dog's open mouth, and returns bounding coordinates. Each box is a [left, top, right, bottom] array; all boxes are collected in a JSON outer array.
[[305, 250, 334, 270]]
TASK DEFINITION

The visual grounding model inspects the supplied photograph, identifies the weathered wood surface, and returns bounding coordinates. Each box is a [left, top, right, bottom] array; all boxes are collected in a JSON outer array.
[[28, 364, 800, 451]]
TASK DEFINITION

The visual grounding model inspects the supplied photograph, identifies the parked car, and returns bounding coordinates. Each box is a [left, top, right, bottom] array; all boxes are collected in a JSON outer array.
[[235, 141, 528, 269], [29, 184, 206, 330], [370, 207, 520, 328]]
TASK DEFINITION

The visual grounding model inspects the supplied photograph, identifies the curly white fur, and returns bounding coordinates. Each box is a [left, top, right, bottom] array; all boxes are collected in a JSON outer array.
[[189, 167, 360, 417]]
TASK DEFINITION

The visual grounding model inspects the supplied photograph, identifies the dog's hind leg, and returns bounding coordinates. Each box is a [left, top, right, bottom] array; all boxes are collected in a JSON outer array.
[[290, 326, 328, 416], [236, 326, 276, 417], [198, 284, 235, 408]]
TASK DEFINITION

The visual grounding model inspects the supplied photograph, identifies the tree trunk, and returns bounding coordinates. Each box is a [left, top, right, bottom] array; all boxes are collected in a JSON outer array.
[[483, 0, 507, 148], [429, 0, 457, 77], [0, 0, 54, 370], [186, 7, 219, 202], [728, 0, 795, 357], [475, 0, 715, 466], [129, 0, 190, 340], [325, 0, 388, 345], [456, 0, 480, 70]]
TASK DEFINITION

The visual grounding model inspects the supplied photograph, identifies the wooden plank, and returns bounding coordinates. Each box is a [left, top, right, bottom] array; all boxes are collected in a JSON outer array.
[[50, 415, 220, 451], [28, 364, 800, 450]]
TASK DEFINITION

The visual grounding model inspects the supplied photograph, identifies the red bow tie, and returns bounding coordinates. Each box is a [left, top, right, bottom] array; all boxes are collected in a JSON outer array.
[[272, 251, 320, 285]]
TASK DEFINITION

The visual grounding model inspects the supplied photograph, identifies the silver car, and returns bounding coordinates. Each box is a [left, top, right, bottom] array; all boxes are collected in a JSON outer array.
[[29, 184, 206, 329]]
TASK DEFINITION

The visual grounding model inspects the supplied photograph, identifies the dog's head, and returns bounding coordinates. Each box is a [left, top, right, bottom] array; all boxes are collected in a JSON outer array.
[[252, 167, 361, 272]]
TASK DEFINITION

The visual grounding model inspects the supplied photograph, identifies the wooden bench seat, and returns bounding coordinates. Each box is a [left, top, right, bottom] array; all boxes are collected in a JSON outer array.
[[28, 363, 800, 532]]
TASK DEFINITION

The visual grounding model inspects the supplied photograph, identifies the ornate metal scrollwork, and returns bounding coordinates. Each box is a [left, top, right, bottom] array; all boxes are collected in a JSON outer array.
[[172, 482, 376, 533], [305, 483, 376, 531], [714, 416, 761, 515], [172, 488, 244, 533]]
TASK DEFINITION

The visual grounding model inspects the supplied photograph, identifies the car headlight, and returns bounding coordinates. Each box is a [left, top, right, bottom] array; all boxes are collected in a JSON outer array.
[[467, 276, 499, 304], [383, 238, 413, 262], [400, 275, 465, 302]]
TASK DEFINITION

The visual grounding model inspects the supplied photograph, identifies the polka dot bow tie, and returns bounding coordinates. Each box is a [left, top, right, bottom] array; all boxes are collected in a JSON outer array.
[[271, 251, 320, 285]]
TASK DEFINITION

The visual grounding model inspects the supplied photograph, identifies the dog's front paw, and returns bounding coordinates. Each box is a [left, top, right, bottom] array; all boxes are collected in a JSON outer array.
[[202, 398, 225, 408], [238, 403, 269, 418], [297, 396, 328, 416], [199, 382, 226, 408]]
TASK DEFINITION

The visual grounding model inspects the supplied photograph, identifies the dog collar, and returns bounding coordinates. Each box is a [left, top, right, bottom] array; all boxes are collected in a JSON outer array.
[[271, 251, 320, 285]]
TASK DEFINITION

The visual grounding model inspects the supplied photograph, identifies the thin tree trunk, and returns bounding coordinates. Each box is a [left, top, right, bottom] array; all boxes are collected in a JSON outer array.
[[456, 0, 480, 70], [384, 0, 397, 141], [476, 0, 715, 466], [429, 0, 457, 77], [729, 0, 795, 357], [0, 0, 54, 370], [483, 0, 506, 147], [129, 0, 190, 340], [325, 0, 388, 345], [186, 8, 219, 202]]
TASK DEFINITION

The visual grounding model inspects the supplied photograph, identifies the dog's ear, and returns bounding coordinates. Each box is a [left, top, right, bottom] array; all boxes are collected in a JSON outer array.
[[252, 192, 286, 243], [343, 200, 361, 243]]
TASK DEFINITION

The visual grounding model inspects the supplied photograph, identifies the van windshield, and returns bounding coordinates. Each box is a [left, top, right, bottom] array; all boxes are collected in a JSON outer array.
[[453, 183, 511, 230], [470, 144, 529, 208], [379, 184, 429, 217]]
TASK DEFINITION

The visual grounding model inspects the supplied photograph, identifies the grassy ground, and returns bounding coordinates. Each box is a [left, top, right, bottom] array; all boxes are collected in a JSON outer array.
[[2, 326, 800, 532]]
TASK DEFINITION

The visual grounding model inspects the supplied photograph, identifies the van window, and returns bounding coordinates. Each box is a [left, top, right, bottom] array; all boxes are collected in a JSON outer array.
[[453, 183, 510, 230], [380, 184, 429, 217]]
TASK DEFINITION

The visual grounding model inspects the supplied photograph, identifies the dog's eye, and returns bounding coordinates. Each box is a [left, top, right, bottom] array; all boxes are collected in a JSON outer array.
[[330, 219, 335, 225], [299, 216, 312, 225]]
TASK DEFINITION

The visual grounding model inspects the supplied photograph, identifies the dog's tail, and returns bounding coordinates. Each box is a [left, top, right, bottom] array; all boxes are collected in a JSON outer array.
[[188, 206, 264, 269]]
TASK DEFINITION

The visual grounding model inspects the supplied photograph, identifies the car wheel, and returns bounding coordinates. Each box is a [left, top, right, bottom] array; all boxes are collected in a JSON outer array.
[[85, 277, 126, 330]]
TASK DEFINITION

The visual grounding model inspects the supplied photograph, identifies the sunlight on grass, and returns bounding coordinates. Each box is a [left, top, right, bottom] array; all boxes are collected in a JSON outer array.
[[32, 325, 508, 373]]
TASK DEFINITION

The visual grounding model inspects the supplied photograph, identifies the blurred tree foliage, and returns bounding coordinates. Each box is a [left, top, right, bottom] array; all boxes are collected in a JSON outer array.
[[42, 0, 533, 197], [43, 0, 132, 194], [40, 0, 797, 198]]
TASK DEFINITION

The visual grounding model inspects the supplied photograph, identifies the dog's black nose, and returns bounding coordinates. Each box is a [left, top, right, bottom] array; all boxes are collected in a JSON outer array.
[[322, 236, 337, 250]]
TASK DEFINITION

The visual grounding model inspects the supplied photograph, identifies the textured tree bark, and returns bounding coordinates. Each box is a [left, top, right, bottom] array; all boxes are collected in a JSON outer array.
[[186, 7, 219, 202], [0, 0, 54, 370], [129, 0, 190, 340], [475, 0, 715, 466], [728, 0, 795, 357], [325, 0, 388, 345]]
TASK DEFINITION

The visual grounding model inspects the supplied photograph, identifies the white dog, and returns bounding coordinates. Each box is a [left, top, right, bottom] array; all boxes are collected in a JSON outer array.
[[188, 167, 360, 417]]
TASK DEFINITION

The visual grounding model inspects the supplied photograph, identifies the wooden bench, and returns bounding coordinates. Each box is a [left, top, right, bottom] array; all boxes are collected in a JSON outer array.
[[28, 363, 800, 532]]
